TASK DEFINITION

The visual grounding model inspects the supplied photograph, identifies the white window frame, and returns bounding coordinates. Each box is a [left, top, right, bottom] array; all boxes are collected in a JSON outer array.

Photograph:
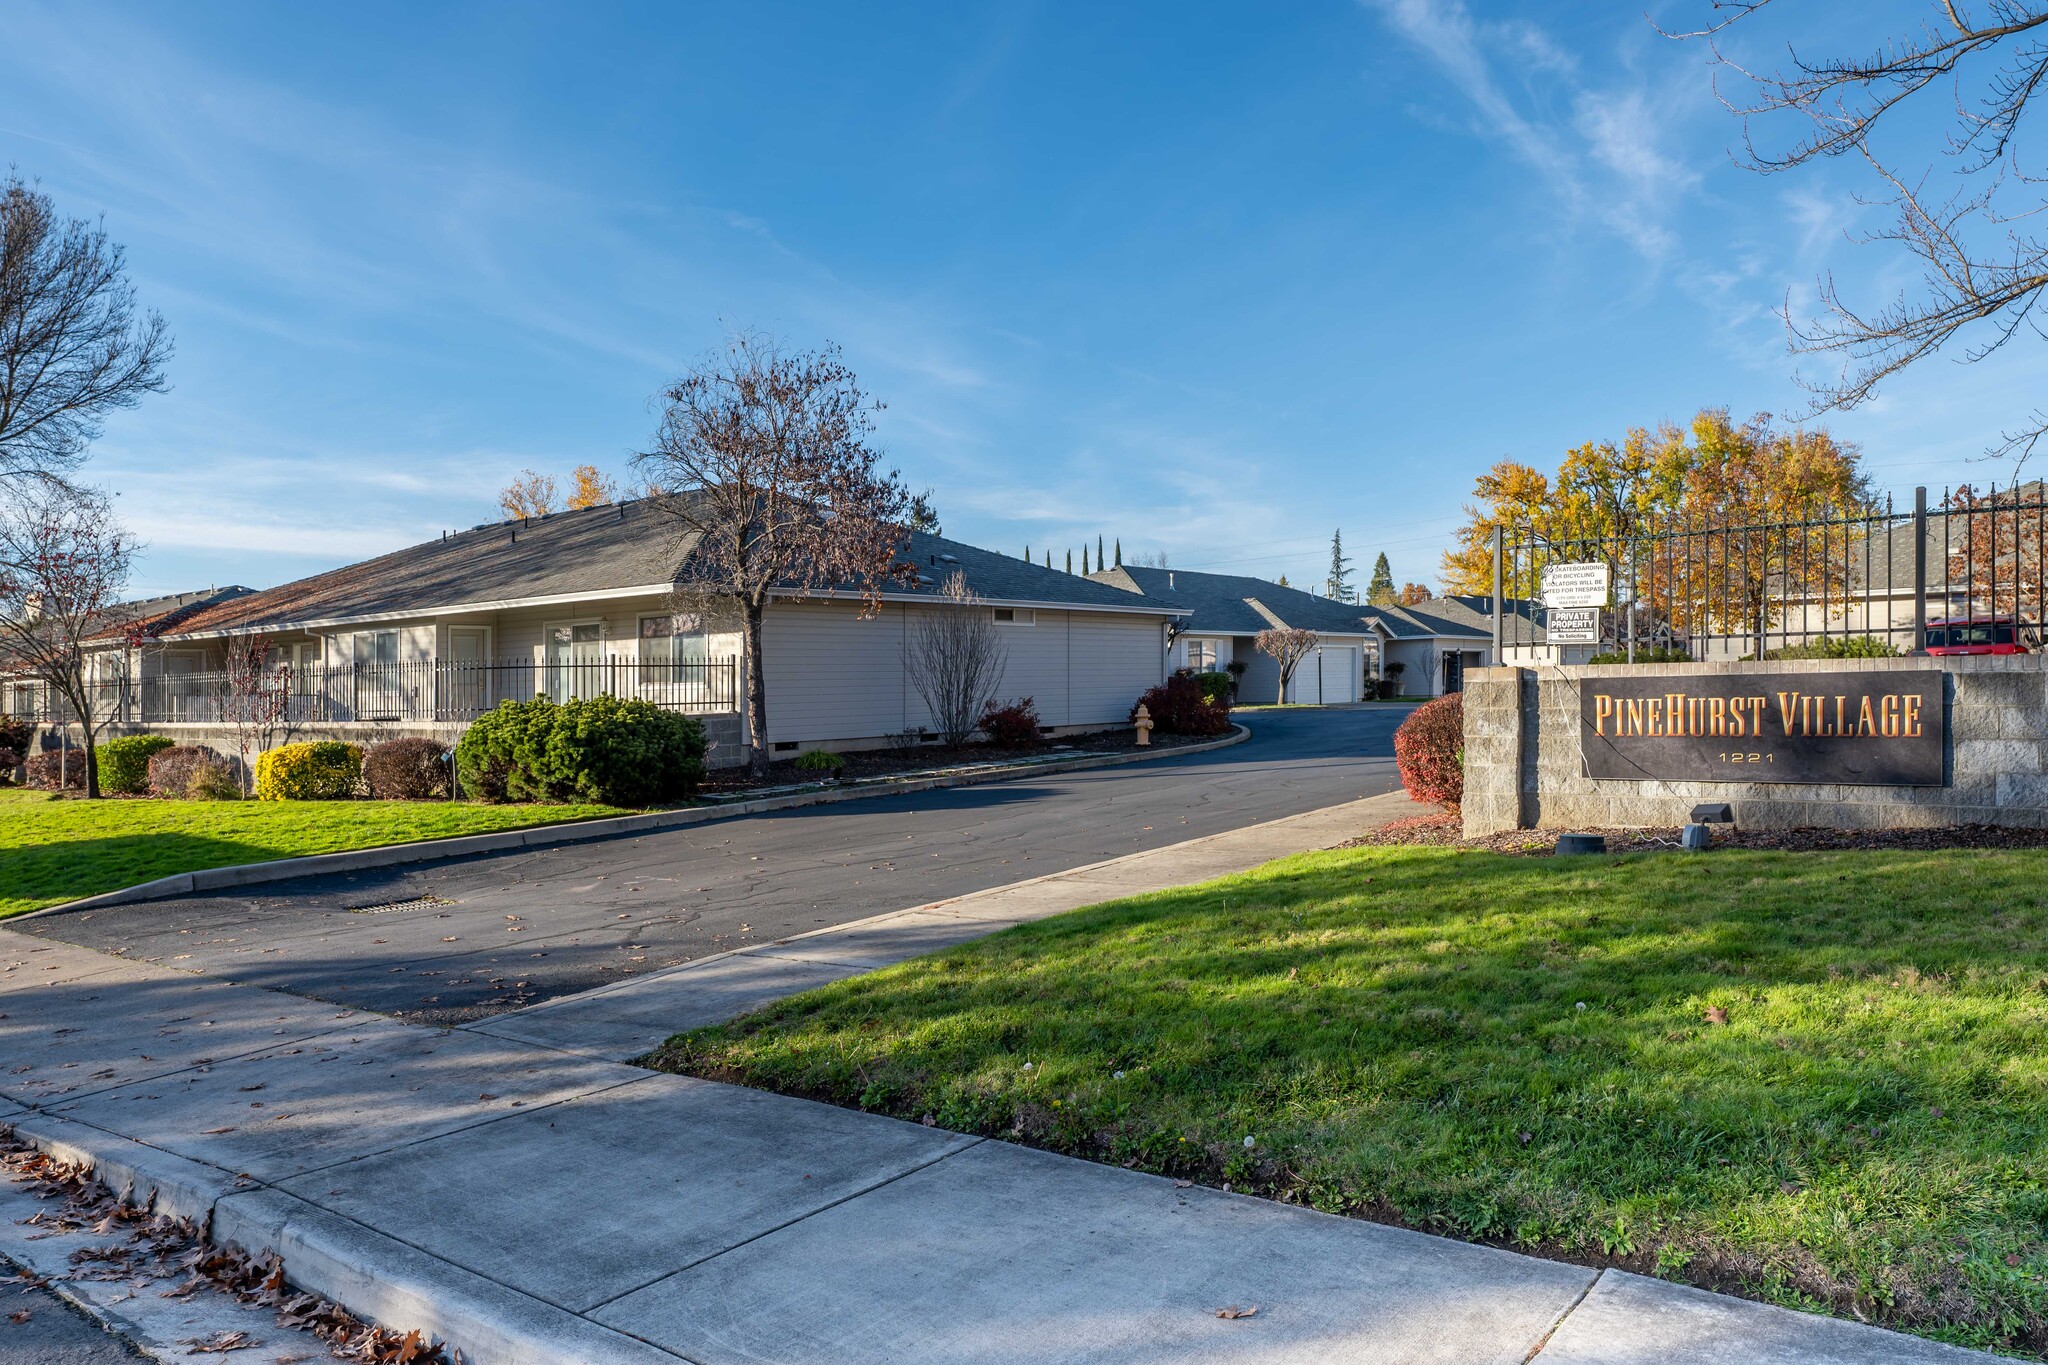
[[1185, 639, 1218, 672], [991, 606, 1035, 626], [636, 612, 708, 665]]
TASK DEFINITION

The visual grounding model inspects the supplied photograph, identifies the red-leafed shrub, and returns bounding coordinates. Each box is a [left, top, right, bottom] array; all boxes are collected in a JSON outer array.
[[24, 750, 84, 791], [979, 697, 1043, 748], [1132, 675, 1231, 737], [363, 737, 452, 800], [1394, 692, 1464, 809]]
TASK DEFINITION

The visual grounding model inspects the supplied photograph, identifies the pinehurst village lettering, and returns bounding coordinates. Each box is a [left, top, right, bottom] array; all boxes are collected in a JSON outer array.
[[1577, 670, 1945, 786], [1591, 689, 1924, 741]]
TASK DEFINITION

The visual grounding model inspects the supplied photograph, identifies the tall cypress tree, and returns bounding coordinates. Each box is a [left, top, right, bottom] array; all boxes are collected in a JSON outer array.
[[1082, 546, 1091, 574], [1065, 548, 1073, 573], [1114, 538, 1122, 567]]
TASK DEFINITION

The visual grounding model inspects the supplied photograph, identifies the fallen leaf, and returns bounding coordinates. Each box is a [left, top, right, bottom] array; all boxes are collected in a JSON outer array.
[[200, 1127, 237, 1135], [1212, 1305, 1259, 1320], [8, 1309, 29, 1323], [181, 1329, 260, 1352], [1704, 1006, 1728, 1026]]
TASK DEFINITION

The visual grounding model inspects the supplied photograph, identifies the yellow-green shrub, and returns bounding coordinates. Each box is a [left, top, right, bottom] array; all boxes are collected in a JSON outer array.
[[254, 741, 363, 800]]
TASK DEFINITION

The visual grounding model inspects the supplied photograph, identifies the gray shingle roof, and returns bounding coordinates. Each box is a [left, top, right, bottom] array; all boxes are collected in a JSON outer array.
[[168, 499, 1178, 638], [1087, 565, 1492, 639]]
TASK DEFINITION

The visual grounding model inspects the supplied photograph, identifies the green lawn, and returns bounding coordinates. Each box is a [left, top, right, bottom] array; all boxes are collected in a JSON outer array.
[[0, 789, 629, 917], [651, 845, 2048, 1356]]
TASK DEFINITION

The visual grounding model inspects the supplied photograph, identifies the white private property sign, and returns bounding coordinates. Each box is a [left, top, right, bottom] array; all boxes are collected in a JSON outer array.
[[1541, 562, 1611, 609], [1547, 606, 1601, 644]]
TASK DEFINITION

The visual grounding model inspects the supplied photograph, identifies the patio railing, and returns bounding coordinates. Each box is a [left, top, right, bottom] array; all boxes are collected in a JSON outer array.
[[6, 657, 739, 727]]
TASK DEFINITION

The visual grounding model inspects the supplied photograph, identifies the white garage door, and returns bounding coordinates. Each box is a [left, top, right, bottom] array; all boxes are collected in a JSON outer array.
[[1286, 645, 1360, 705]]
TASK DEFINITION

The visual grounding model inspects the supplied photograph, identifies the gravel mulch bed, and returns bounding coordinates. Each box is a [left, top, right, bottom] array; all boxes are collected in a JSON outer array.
[[698, 727, 1214, 796], [1346, 809, 2048, 855]]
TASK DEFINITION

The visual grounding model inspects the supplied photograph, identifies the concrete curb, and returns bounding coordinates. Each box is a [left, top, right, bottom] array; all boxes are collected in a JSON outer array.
[[25, 724, 1251, 918], [1, 1109, 685, 1364]]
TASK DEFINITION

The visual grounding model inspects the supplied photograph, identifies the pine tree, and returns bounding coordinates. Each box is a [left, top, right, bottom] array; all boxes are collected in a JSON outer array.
[[1044, 550, 1051, 568], [1324, 529, 1355, 602], [1082, 546, 1091, 575], [1114, 538, 1122, 567], [1097, 533, 1105, 567], [1065, 548, 1073, 574], [1366, 551, 1396, 606], [1277, 573, 1291, 588], [1024, 544, 1031, 562]]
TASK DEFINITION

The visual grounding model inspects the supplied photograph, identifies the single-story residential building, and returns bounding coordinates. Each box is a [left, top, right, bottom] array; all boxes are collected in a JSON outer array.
[[15, 500, 1188, 767], [1086, 565, 1494, 700]]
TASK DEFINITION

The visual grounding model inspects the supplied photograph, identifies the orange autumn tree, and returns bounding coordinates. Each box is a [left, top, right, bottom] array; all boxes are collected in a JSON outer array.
[[566, 463, 617, 509], [1444, 409, 1875, 640]]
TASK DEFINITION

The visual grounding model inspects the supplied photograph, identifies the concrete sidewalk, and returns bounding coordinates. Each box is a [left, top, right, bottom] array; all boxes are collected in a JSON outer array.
[[0, 796, 1996, 1364]]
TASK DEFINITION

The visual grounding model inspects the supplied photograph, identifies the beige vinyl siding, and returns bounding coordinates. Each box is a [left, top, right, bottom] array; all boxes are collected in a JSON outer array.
[[761, 600, 1168, 746], [1067, 613, 1166, 723]]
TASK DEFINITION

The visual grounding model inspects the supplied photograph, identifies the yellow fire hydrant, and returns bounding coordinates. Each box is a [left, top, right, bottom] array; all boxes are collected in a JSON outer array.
[[1134, 703, 1153, 747]]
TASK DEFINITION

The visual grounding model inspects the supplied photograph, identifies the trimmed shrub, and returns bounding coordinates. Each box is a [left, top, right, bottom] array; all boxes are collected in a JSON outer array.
[[0, 717, 29, 783], [1758, 635, 1897, 661], [1132, 675, 1231, 736], [255, 741, 364, 801], [24, 750, 84, 791], [794, 749, 846, 773], [1394, 692, 1463, 810], [148, 745, 242, 800], [1186, 670, 1234, 707], [456, 696, 706, 806], [99, 734, 176, 795], [1586, 647, 1692, 665], [979, 697, 1042, 748], [363, 737, 452, 800]]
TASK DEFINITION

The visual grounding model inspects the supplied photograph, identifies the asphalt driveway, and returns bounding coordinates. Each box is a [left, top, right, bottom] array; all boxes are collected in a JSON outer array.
[[21, 706, 1410, 1024]]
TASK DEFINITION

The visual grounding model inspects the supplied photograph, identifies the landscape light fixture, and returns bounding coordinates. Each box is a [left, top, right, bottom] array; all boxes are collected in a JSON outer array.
[[1682, 803, 1734, 851]]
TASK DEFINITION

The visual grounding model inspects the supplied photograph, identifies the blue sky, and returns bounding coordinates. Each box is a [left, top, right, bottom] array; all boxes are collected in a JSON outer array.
[[5, 1, 2035, 598]]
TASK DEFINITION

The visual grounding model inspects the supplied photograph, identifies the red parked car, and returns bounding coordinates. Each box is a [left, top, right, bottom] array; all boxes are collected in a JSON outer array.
[[1924, 615, 2032, 655]]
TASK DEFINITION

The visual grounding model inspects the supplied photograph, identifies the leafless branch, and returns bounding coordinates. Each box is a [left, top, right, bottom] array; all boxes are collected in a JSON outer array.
[[1670, 4, 2048, 466], [904, 572, 1007, 747], [0, 172, 170, 487]]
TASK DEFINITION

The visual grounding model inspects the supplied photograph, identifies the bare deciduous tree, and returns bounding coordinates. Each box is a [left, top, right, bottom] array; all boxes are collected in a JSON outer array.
[[905, 571, 1008, 747], [0, 484, 135, 796], [1671, 4, 2048, 463], [637, 332, 914, 774], [1255, 626, 1320, 704], [212, 631, 293, 794], [0, 173, 171, 488]]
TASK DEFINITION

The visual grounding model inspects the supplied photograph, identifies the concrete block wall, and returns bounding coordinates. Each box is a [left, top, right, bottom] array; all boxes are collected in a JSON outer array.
[[1462, 655, 2048, 836]]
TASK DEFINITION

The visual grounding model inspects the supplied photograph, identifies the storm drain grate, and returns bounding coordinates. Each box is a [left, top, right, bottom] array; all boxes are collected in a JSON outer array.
[[345, 894, 455, 915]]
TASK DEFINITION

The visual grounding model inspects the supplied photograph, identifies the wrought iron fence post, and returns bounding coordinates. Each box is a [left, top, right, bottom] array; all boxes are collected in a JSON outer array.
[[1490, 526, 1504, 662], [1911, 486, 1928, 655]]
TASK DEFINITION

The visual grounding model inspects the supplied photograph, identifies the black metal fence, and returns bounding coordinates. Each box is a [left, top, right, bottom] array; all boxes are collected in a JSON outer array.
[[5, 657, 739, 727], [1489, 484, 2048, 661]]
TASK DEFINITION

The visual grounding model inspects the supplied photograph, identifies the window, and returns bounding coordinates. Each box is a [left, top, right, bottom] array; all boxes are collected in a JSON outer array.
[[1186, 640, 1217, 671], [638, 614, 708, 665], [991, 607, 1034, 625]]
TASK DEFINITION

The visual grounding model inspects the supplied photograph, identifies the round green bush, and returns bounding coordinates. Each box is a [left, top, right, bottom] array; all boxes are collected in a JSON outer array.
[[99, 734, 176, 795], [456, 696, 707, 806]]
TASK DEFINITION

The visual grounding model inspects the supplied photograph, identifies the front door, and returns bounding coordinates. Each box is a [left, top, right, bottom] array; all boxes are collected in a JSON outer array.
[[545, 623, 605, 701], [1441, 649, 1464, 695], [446, 627, 490, 717]]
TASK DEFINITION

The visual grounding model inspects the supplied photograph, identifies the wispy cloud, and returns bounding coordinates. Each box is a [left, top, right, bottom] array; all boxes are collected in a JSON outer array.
[[1362, 0, 1702, 262]]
